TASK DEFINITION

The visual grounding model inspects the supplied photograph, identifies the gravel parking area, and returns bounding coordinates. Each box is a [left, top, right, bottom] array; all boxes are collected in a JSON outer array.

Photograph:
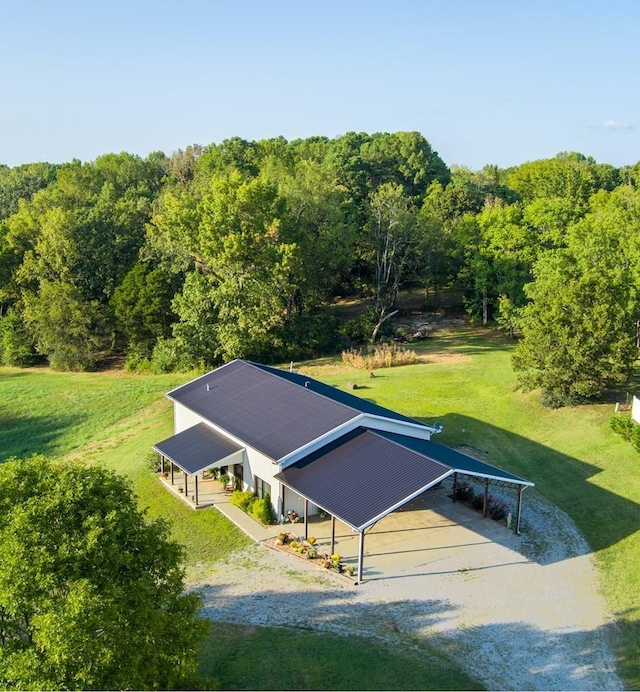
[[194, 485, 621, 690]]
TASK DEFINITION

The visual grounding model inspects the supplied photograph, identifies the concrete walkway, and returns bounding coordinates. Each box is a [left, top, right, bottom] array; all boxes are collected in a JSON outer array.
[[212, 490, 282, 542]]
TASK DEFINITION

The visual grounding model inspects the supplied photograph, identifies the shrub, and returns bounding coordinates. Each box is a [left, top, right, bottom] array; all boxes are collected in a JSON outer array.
[[250, 496, 277, 525], [341, 343, 418, 370], [488, 498, 508, 521], [454, 482, 474, 502], [0, 310, 37, 366], [229, 490, 256, 513], [470, 493, 484, 511], [610, 414, 640, 452]]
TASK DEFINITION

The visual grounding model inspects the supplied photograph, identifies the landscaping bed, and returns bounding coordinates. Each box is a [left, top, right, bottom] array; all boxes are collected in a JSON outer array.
[[265, 532, 357, 584]]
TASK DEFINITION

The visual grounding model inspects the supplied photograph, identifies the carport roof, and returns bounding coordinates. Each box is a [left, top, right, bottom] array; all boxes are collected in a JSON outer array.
[[275, 427, 533, 531], [153, 423, 243, 475], [275, 428, 453, 530]]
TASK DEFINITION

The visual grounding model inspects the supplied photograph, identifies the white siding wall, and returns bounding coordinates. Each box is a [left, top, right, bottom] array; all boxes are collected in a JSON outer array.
[[633, 396, 640, 424], [174, 402, 205, 433]]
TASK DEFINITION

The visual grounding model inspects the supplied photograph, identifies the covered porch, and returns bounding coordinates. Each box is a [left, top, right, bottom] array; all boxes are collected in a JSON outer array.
[[153, 422, 245, 509]]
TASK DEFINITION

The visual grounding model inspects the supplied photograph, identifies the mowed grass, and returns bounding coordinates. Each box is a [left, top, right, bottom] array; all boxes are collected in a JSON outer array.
[[199, 623, 479, 691]]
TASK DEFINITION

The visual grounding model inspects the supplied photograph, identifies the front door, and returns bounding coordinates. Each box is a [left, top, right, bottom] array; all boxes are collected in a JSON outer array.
[[233, 463, 244, 489]]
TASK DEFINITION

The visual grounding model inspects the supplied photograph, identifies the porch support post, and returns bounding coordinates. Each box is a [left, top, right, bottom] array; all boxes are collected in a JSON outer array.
[[304, 499, 309, 540], [357, 530, 365, 582], [195, 475, 199, 507], [161, 454, 164, 475], [171, 463, 174, 485], [482, 478, 489, 518], [452, 472, 458, 501], [185, 472, 188, 497], [281, 485, 286, 522], [515, 485, 524, 535], [331, 515, 336, 554]]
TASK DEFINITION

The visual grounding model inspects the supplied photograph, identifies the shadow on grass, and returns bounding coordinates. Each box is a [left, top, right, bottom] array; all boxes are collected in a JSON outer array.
[[419, 413, 640, 558], [196, 582, 622, 690], [0, 407, 84, 462]]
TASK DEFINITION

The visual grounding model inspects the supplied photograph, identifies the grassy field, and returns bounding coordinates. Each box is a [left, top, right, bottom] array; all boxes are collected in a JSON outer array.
[[2, 328, 639, 688], [199, 623, 479, 690]]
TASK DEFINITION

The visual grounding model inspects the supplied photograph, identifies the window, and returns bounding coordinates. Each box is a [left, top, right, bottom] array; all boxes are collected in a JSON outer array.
[[255, 475, 271, 500]]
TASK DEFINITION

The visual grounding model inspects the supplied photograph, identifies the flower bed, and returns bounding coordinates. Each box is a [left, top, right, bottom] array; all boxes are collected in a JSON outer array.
[[269, 532, 356, 580]]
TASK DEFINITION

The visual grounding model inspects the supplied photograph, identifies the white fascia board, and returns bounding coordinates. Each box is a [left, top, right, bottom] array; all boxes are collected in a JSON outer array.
[[455, 469, 535, 488], [358, 469, 455, 531], [359, 413, 437, 438], [278, 415, 366, 469]]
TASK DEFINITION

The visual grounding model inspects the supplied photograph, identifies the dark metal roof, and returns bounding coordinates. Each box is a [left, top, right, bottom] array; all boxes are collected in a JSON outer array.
[[252, 362, 424, 427], [375, 431, 534, 486], [167, 360, 364, 460], [275, 428, 452, 530], [275, 427, 534, 531], [153, 423, 243, 476]]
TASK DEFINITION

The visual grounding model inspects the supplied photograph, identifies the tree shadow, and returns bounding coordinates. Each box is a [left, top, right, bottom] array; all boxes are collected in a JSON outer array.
[[0, 407, 85, 462], [196, 581, 624, 690], [416, 413, 640, 556]]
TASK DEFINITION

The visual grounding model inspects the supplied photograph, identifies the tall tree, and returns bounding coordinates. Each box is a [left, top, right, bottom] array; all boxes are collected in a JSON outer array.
[[366, 182, 418, 340], [513, 187, 640, 405]]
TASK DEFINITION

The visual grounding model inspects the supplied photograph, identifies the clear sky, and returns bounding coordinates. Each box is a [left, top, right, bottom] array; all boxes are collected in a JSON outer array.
[[1, 0, 638, 170]]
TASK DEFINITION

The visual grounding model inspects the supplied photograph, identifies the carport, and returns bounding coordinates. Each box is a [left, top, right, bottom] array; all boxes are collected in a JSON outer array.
[[275, 427, 533, 582]]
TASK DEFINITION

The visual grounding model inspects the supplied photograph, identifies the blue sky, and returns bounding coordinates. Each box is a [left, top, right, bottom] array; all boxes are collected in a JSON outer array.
[[1, 0, 638, 169]]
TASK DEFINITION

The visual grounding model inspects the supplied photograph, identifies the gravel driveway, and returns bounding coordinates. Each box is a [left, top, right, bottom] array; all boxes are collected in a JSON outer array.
[[194, 486, 621, 690]]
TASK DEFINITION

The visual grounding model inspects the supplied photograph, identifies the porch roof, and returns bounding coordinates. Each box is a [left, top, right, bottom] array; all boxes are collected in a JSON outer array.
[[154, 423, 243, 476], [275, 428, 452, 531]]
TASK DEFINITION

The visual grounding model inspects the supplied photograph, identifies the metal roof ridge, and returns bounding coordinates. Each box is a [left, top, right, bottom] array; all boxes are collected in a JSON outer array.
[[246, 360, 362, 417], [165, 359, 242, 399]]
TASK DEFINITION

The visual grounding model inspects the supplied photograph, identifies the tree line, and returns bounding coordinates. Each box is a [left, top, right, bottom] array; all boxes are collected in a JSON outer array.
[[2, 132, 640, 405]]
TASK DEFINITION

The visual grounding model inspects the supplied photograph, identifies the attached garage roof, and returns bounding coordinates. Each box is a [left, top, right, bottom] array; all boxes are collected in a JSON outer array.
[[275, 427, 533, 531], [275, 428, 452, 530], [153, 423, 243, 476]]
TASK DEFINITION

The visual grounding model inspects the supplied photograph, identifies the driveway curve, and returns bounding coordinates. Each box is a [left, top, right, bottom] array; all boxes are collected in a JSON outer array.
[[194, 485, 621, 690]]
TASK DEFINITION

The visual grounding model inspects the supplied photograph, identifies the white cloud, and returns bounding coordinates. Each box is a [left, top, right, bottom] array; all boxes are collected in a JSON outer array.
[[603, 119, 634, 131]]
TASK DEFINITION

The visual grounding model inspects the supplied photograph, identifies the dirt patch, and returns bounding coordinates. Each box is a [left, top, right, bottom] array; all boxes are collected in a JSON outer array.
[[416, 350, 472, 365]]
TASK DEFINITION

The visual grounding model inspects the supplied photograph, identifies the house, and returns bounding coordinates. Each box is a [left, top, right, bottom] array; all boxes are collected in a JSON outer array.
[[154, 359, 533, 580]]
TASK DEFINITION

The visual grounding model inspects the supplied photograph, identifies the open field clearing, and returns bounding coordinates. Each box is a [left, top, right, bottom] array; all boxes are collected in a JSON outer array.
[[2, 327, 639, 688]]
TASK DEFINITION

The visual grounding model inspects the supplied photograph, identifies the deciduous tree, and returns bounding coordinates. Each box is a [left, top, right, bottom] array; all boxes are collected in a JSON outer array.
[[0, 456, 206, 690]]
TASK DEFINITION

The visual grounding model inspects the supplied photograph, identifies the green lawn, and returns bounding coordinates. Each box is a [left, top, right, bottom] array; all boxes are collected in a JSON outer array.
[[2, 329, 640, 688], [199, 623, 480, 691]]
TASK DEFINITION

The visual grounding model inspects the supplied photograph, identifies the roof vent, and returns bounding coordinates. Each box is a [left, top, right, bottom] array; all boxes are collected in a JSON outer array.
[[304, 381, 310, 388], [206, 383, 210, 391]]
